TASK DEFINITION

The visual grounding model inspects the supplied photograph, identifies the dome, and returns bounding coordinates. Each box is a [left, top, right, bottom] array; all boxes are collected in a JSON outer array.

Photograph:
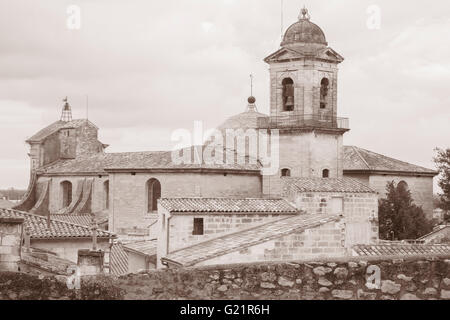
[[281, 8, 327, 48], [218, 109, 269, 131], [218, 97, 269, 130]]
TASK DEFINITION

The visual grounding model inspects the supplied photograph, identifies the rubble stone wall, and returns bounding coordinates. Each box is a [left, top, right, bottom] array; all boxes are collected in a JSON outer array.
[[0, 255, 449, 300]]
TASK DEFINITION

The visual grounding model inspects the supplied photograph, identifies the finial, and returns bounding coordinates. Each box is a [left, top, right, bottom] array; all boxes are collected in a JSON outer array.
[[246, 74, 257, 112], [299, 6, 310, 20], [61, 96, 73, 122]]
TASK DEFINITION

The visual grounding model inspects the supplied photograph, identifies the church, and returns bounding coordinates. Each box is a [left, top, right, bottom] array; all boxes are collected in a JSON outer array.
[[13, 8, 437, 271]]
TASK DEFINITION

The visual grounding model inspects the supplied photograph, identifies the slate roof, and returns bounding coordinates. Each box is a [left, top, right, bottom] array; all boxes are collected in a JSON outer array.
[[283, 177, 376, 193], [123, 240, 157, 257], [26, 119, 94, 143], [343, 146, 437, 175], [162, 214, 341, 267], [352, 243, 450, 256], [159, 198, 299, 214], [0, 208, 114, 240], [40, 146, 260, 175]]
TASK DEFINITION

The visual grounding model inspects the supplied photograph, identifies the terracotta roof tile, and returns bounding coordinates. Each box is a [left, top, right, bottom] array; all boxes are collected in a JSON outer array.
[[0, 208, 114, 240], [159, 198, 298, 213], [162, 214, 341, 267], [352, 243, 450, 256], [50, 214, 93, 226], [283, 177, 376, 193], [343, 146, 437, 175]]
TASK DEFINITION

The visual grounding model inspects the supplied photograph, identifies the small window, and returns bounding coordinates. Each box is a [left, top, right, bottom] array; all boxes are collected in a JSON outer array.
[[322, 169, 330, 178], [146, 178, 161, 213], [281, 168, 291, 177], [61, 181, 72, 208], [103, 180, 109, 210], [193, 218, 204, 235], [320, 78, 329, 109], [282, 78, 294, 111]]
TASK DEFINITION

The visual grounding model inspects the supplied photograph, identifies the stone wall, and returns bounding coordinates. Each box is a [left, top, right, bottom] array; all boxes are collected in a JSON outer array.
[[283, 191, 379, 246], [368, 174, 434, 219], [118, 255, 450, 300], [0, 217, 23, 272], [167, 214, 286, 252], [109, 172, 262, 235], [0, 255, 449, 300], [194, 220, 346, 267]]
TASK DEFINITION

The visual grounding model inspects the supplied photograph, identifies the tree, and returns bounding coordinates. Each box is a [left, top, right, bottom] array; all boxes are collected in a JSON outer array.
[[434, 148, 450, 211], [378, 181, 433, 240]]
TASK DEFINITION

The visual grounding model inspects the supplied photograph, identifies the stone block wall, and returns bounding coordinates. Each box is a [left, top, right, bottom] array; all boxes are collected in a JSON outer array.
[[368, 174, 434, 219], [284, 191, 379, 246], [0, 217, 24, 272], [167, 214, 285, 252], [195, 220, 346, 267], [109, 172, 262, 235]]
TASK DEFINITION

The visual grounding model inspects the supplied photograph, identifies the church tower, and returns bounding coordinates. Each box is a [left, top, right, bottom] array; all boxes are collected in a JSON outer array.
[[261, 7, 349, 195]]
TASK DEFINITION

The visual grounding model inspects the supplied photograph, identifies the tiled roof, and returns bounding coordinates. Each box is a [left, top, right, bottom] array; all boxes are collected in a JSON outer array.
[[110, 242, 128, 276], [343, 146, 437, 175], [162, 214, 341, 267], [218, 109, 269, 130], [159, 198, 299, 213], [123, 240, 157, 257], [40, 146, 260, 175], [0, 208, 114, 240], [283, 177, 375, 193], [352, 243, 450, 256], [50, 214, 93, 226], [26, 119, 94, 143]]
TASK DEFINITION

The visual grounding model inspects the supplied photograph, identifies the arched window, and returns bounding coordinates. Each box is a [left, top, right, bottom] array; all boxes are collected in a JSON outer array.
[[61, 181, 72, 208], [320, 78, 329, 109], [282, 78, 294, 111], [322, 169, 330, 178], [281, 168, 291, 177], [103, 180, 109, 210], [397, 181, 408, 191], [146, 178, 161, 213]]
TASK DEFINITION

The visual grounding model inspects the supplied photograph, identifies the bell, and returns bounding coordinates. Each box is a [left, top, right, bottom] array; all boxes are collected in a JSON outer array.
[[285, 96, 294, 107]]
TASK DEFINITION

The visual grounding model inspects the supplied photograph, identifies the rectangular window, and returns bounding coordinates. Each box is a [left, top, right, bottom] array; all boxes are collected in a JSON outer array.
[[192, 218, 204, 235]]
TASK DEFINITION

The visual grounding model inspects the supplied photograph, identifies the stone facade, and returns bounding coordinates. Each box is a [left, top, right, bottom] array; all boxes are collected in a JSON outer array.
[[283, 192, 378, 246], [345, 173, 434, 219], [109, 172, 262, 236], [165, 214, 285, 253], [0, 217, 24, 272], [195, 220, 346, 266], [31, 238, 110, 263]]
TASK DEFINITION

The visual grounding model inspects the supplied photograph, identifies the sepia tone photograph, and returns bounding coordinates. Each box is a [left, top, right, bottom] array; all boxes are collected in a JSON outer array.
[[0, 0, 449, 308]]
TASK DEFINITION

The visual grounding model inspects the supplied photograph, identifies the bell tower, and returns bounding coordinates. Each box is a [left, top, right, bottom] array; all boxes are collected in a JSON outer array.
[[261, 8, 350, 194]]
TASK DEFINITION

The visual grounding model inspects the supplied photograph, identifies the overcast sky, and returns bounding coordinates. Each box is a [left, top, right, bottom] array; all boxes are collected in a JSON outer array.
[[0, 0, 449, 190]]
